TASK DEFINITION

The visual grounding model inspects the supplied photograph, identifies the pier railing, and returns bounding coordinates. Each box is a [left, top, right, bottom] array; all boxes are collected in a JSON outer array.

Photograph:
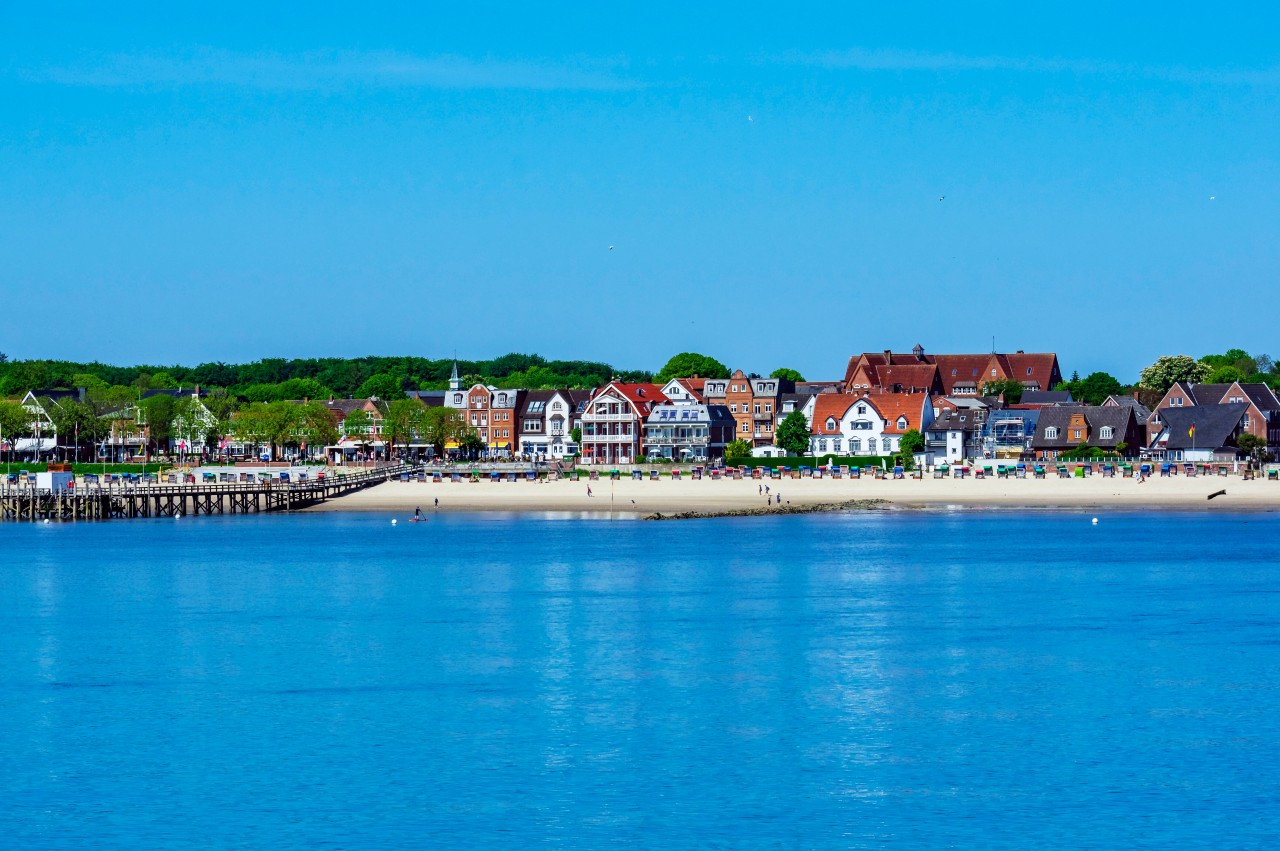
[[0, 464, 412, 522]]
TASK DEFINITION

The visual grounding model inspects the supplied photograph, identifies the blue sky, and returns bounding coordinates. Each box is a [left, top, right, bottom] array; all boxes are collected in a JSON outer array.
[[2, 3, 1277, 382]]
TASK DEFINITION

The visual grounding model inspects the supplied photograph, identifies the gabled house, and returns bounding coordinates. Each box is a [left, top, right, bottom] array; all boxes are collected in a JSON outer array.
[[922, 397, 998, 463], [487, 388, 523, 457], [1219, 382, 1280, 446], [713, 370, 794, 447], [642, 403, 735, 462], [1147, 382, 1231, 444], [18, 389, 83, 456], [1031, 406, 1143, 460], [659, 377, 708, 405], [1149, 404, 1248, 462], [807, 395, 882, 457], [579, 382, 668, 465], [843, 346, 1062, 396]]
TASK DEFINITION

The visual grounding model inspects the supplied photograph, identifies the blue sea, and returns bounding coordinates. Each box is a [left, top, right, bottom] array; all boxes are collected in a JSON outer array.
[[2, 511, 1278, 849]]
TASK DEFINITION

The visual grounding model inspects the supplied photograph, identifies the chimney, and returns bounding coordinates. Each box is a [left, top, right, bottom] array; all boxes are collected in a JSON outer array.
[[1016, 349, 1024, 354], [883, 349, 892, 363]]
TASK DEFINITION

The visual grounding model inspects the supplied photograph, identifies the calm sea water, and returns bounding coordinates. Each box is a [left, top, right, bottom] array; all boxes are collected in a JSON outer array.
[[2, 510, 1277, 849]]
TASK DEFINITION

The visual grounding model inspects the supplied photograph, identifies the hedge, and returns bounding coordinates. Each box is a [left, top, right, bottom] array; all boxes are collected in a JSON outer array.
[[725, 455, 896, 469]]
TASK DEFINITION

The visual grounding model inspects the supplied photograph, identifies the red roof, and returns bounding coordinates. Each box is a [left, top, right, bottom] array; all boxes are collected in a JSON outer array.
[[811, 395, 859, 434], [597, 382, 669, 416], [862, 392, 928, 434]]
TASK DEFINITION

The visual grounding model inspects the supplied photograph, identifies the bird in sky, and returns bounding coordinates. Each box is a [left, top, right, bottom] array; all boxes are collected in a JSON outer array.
[[608, 245, 614, 250], [1209, 195, 1216, 201], [939, 196, 945, 201]]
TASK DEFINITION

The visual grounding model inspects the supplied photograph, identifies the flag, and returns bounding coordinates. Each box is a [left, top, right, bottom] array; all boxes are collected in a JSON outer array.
[[1188, 424, 1196, 438]]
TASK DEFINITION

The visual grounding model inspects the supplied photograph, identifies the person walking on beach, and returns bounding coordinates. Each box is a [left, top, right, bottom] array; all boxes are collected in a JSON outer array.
[[758, 484, 762, 495], [587, 486, 593, 497], [765, 485, 770, 495]]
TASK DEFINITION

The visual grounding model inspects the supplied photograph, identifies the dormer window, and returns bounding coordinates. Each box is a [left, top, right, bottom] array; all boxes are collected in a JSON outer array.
[[1045, 427, 1058, 439], [1100, 426, 1114, 439], [826, 417, 836, 430], [897, 416, 908, 429]]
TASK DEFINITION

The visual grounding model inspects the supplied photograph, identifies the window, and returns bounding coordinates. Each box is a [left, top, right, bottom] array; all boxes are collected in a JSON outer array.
[[1072, 429, 1081, 440], [851, 438, 861, 452], [754, 404, 761, 414], [819, 439, 828, 451], [896, 416, 907, 429], [1046, 427, 1058, 439], [857, 405, 866, 415], [951, 369, 957, 377], [826, 417, 837, 430], [730, 403, 738, 413], [742, 423, 749, 432], [1100, 426, 1113, 439], [1243, 414, 1251, 428], [833, 438, 842, 451], [991, 368, 997, 377], [764, 423, 771, 431], [1027, 367, 1033, 376], [881, 437, 891, 452]]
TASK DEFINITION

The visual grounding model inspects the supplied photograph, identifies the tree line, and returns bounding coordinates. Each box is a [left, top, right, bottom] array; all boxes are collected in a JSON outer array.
[[0, 352, 652, 399]]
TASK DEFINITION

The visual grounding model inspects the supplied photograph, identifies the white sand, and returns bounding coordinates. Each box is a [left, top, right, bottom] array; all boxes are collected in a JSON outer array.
[[310, 471, 1279, 516]]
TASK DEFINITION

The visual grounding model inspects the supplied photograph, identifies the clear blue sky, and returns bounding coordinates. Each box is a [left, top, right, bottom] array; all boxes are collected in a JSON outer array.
[[2, 3, 1277, 382]]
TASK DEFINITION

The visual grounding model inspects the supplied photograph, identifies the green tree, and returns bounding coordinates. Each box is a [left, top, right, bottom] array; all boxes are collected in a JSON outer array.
[[770, 368, 805, 383], [897, 429, 925, 471], [458, 428, 484, 458], [421, 405, 468, 457], [292, 401, 339, 459], [139, 394, 178, 457], [383, 398, 427, 460], [725, 438, 753, 461], [655, 352, 730, 384], [570, 426, 582, 445], [231, 405, 275, 460], [1139, 355, 1211, 394], [0, 401, 32, 454], [357, 373, 405, 400], [1206, 365, 1244, 385], [980, 379, 1024, 403], [1236, 432, 1266, 465], [1062, 371, 1125, 406], [775, 410, 810, 457], [341, 408, 375, 459]]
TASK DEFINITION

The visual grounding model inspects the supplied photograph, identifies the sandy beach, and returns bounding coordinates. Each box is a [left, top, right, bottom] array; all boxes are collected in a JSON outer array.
[[310, 471, 1280, 516]]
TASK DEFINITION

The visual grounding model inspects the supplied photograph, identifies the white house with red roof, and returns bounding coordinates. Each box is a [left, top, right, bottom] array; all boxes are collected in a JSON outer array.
[[806, 392, 933, 457], [579, 382, 668, 465]]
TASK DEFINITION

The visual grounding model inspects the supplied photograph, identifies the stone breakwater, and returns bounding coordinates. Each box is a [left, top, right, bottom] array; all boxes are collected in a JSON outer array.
[[645, 498, 889, 521]]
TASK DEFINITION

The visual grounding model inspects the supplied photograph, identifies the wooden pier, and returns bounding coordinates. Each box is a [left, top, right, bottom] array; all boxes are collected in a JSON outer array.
[[0, 465, 412, 522]]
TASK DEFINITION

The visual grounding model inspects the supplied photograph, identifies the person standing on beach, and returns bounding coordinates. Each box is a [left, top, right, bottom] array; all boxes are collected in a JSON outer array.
[[434, 497, 439, 509]]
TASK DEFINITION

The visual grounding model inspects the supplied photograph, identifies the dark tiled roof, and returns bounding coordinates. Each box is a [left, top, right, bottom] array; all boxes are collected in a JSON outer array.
[[1237, 383, 1280, 411], [1021, 390, 1073, 405], [1032, 406, 1136, 449], [1158, 404, 1247, 450]]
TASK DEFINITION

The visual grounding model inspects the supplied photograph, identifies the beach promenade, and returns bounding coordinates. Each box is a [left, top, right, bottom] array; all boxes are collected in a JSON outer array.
[[315, 471, 1280, 515]]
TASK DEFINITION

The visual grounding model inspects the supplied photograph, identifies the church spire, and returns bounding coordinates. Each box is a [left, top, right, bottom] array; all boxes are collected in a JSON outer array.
[[449, 357, 461, 391]]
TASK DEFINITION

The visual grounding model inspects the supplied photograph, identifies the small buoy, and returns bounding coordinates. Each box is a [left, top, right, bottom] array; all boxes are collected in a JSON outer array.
[[175, 512, 182, 519], [43, 519, 51, 524], [391, 519, 397, 525], [1091, 517, 1098, 525]]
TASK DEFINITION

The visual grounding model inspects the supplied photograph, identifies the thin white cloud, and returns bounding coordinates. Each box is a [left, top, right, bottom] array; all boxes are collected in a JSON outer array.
[[790, 47, 1280, 86], [21, 48, 641, 91]]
